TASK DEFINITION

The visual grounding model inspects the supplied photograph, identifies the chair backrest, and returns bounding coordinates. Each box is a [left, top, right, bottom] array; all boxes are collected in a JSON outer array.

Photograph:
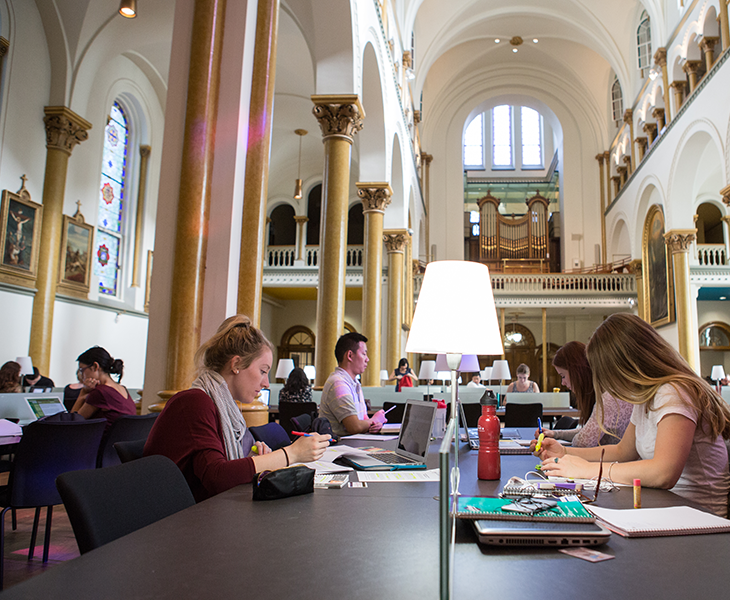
[[503, 402, 543, 428], [289, 413, 312, 434], [97, 413, 159, 468], [114, 439, 147, 463], [382, 402, 406, 423], [10, 418, 107, 508], [249, 422, 291, 450], [56, 454, 195, 554], [277, 401, 318, 437]]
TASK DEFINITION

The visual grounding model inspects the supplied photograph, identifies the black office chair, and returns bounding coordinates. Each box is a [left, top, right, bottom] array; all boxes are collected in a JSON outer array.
[[114, 439, 147, 463], [56, 455, 195, 555], [290, 413, 312, 433], [96, 413, 159, 468], [445, 403, 481, 427], [553, 416, 579, 430], [278, 401, 318, 439], [249, 423, 291, 450], [0, 418, 107, 589], [382, 402, 406, 423], [503, 403, 543, 428]]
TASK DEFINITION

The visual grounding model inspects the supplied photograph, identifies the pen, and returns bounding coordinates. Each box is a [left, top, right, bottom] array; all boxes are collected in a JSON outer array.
[[291, 431, 313, 437], [593, 447, 605, 503], [534, 432, 545, 453], [537, 417, 543, 434], [383, 405, 397, 415]]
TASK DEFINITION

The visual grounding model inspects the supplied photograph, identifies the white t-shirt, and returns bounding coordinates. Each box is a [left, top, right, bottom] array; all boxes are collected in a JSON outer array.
[[631, 384, 730, 516]]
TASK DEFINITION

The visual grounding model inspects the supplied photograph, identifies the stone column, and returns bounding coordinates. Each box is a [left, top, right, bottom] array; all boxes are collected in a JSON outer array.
[[29, 107, 91, 373], [294, 215, 308, 262], [596, 154, 607, 264], [611, 175, 621, 198], [652, 108, 665, 132], [636, 136, 648, 161], [131, 145, 151, 288], [683, 60, 702, 93], [405, 232, 414, 325], [604, 151, 611, 205], [622, 155, 632, 178], [722, 215, 730, 266], [311, 95, 364, 386], [237, 0, 280, 326], [670, 80, 686, 115], [628, 259, 644, 321], [623, 109, 635, 171], [384, 230, 409, 380], [720, 2, 730, 52], [541, 307, 547, 392], [700, 37, 719, 71], [421, 153, 433, 262], [643, 122, 657, 145], [357, 183, 392, 386], [664, 230, 698, 369], [166, 0, 226, 391], [654, 48, 671, 122]]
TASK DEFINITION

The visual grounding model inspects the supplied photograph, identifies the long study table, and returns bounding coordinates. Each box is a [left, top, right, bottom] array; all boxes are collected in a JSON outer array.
[[2, 431, 728, 599]]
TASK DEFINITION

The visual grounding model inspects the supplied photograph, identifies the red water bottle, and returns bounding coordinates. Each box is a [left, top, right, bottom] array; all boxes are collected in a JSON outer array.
[[477, 392, 501, 480]]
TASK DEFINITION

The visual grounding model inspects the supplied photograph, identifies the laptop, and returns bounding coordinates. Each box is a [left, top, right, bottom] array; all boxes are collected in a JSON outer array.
[[336, 400, 436, 470], [26, 396, 67, 420], [473, 519, 611, 547], [256, 389, 271, 406], [0, 393, 65, 426], [459, 402, 522, 450]]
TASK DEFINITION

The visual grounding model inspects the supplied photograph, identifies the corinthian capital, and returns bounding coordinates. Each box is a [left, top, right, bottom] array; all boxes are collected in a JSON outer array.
[[311, 95, 364, 141], [383, 229, 410, 253], [357, 182, 393, 213], [44, 106, 92, 155], [663, 229, 696, 254], [653, 47, 667, 67]]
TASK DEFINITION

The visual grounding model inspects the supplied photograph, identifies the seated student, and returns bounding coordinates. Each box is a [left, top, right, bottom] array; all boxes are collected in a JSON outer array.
[[72, 347, 137, 431], [278, 367, 313, 403], [23, 366, 54, 390], [536, 341, 632, 447], [0, 361, 22, 393], [534, 313, 730, 516], [145, 315, 329, 502], [319, 332, 386, 437], [386, 358, 416, 392], [506, 363, 540, 393], [466, 374, 485, 388]]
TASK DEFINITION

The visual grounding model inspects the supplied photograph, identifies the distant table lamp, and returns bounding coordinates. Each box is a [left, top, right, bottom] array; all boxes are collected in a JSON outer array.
[[711, 365, 726, 394], [491, 360, 511, 405], [275, 359, 295, 383], [436, 371, 451, 391], [16, 356, 33, 392], [480, 366, 492, 385], [418, 360, 437, 397], [380, 370, 389, 386], [303, 365, 316, 383]]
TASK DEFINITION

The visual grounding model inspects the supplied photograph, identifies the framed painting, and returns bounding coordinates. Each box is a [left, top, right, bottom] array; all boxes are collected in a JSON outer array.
[[642, 205, 675, 327], [0, 181, 43, 285], [58, 213, 93, 296]]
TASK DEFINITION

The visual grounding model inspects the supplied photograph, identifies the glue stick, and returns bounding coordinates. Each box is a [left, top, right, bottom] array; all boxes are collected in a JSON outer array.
[[633, 478, 641, 508]]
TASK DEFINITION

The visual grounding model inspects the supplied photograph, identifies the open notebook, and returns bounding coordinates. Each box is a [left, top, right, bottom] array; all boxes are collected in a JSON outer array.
[[587, 505, 730, 538]]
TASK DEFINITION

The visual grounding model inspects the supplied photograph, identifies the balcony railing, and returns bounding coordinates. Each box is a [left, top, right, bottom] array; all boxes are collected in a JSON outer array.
[[490, 272, 636, 294], [697, 244, 727, 267], [266, 245, 364, 268]]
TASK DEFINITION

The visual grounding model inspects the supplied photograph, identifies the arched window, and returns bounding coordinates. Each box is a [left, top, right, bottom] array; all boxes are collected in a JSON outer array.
[[306, 184, 322, 245], [492, 105, 513, 168], [520, 107, 543, 168], [278, 326, 315, 368], [94, 101, 128, 297], [611, 77, 624, 125], [268, 204, 296, 245], [463, 114, 484, 169], [637, 12, 652, 77]]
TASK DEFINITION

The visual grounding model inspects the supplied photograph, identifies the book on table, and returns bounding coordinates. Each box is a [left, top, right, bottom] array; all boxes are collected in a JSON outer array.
[[587, 505, 730, 538]]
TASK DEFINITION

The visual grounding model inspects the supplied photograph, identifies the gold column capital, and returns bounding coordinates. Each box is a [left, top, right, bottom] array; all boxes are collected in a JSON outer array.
[[627, 259, 643, 277], [653, 47, 667, 67], [664, 229, 697, 253], [700, 36, 720, 53], [140, 144, 151, 158], [311, 95, 364, 141], [669, 80, 687, 92], [682, 60, 702, 75], [636, 136, 648, 150], [720, 184, 730, 205], [651, 107, 665, 121], [402, 50, 413, 69], [357, 182, 393, 213], [43, 106, 92, 156], [412, 258, 421, 278], [595, 154, 605, 164], [383, 229, 409, 253], [293, 215, 309, 224], [421, 152, 433, 165], [623, 108, 633, 123]]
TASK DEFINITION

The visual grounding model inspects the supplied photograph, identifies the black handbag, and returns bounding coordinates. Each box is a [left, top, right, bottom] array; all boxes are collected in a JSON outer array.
[[252, 465, 314, 501]]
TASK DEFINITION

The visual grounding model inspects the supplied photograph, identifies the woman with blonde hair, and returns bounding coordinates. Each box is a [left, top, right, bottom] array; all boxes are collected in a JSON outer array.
[[535, 313, 730, 516], [145, 315, 330, 502]]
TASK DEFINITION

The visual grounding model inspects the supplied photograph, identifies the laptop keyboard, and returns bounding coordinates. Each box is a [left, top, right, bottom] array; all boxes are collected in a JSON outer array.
[[376, 452, 420, 464]]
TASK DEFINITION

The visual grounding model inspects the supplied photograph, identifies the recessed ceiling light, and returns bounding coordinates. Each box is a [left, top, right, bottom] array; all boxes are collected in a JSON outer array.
[[494, 39, 500, 43], [512, 48, 518, 53], [533, 38, 539, 43], [721, 296, 727, 300]]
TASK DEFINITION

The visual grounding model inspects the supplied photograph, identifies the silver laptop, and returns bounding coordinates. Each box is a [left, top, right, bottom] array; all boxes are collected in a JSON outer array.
[[0, 393, 65, 426], [473, 519, 611, 547], [26, 396, 67, 420], [337, 400, 436, 470]]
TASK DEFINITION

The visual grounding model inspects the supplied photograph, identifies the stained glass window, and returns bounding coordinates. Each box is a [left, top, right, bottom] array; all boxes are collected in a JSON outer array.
[[94, 102, 128, 296], [492, 105, 513, 167], [521, 107, 542, 167]]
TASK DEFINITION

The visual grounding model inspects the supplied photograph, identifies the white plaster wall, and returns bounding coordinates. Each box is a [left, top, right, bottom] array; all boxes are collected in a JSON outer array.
[[0, 288, 33, 363]]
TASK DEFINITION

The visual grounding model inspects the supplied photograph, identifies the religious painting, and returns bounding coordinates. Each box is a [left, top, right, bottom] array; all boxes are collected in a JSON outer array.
[[58, 213, 93, 296], [0, 181, 43, 284], [642, 205, 675, 327]]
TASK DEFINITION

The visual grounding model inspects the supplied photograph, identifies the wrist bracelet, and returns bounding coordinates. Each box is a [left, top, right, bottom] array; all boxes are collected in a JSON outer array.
[[607, 461, 618, 481], [281, 446, 290, 467]]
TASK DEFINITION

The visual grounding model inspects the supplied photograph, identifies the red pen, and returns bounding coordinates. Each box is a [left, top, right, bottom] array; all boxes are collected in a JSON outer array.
[[291, 431, 312, 437]]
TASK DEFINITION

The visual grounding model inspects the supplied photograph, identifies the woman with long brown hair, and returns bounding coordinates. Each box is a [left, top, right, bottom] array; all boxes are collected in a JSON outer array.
[[535, 313, 730, 516]]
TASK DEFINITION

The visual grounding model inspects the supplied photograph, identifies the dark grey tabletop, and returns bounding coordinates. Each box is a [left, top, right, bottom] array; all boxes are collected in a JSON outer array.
[[2, 432, 727, 599]]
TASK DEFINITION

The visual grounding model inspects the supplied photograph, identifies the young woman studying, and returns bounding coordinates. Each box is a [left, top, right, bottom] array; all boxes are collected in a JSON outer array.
[[144, 315, 330, 502], [387, 358, 416, 392], [534, 313, 730, 516], [506, 363, 540, 393]]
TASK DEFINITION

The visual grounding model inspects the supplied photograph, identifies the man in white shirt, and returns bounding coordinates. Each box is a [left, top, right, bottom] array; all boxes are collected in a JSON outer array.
[[466, 374, 485, 388]]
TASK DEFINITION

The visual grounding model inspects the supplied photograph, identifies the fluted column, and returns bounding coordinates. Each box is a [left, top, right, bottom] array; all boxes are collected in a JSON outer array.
[[357, 183, 391, 386], [294, 215, 308, 262], [132, 145, 151, 288], [654, 48, 671, 122], [29, 107, 91, 373], [237, 0, 280, 326], [421, 153, 433, 262], [664, 230, 698, 369], [623, 109, 635, 171], [628, 259, 645, 321], [700, 37, 719, 71], [683, 60, 701, 93], [384, 229, 408, 379], [721, 1, 730, 51], [596, 154, 607, 264], [311, 95, 364, 386], [166, 0, 226, 391], [670, 80, 686, 115]]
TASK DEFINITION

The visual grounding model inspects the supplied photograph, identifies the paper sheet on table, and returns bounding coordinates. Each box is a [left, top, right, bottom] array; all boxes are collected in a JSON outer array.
[[341, 434, 399, 441], [356, 469, 440, 482], [0, 419, 21, 437], [293, 460, 353, 474]]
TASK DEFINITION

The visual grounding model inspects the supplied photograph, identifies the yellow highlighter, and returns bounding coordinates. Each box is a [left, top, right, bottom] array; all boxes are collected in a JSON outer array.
[[534, 433, 545, 454]]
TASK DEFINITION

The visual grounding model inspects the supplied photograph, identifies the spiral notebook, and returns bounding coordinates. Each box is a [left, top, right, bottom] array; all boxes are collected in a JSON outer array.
[[587, 505, 730, 538], [456, 496, 595, 523]]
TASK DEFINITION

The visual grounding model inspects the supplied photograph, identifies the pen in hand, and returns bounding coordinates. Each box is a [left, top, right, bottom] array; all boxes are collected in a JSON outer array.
[[537, 417, 543, 434], [291, 431, 313, 437]]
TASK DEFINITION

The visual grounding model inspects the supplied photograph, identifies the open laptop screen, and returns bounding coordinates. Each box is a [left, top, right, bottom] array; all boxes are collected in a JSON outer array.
[[397, 401, 434, 458], [257, 389, 271, 406], [26, 397, 67, 419]]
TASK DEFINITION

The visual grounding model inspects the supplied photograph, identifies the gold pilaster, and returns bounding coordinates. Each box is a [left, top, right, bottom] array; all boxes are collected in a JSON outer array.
[[541, 308, 547, 392], [405, 231, 413, 325], [421, 153, 433, 263], [617, 165, 627, 188], [604, 151, 611, 205], [700, 37, 719, 71], [652, 107, 665, 132], [623, 109, 635, 171], [611, 175, 621, 197], [654, 48, 671, 122], [596, 154, 607, 264], [238, 0, 280, 326], [721, 2, 730, 52], [357, 183, 392, 387], [311, 94, 364, 387], [384, 229, 408, 378], [628, 259, 644, 321], [500, 307, 506, 360], [622, 155, 632, 177], [131, 145, 151, 288], [294, 215, 308, 261], [166, 0, 226, 391], [29, 107, 91, 373], [682, 60, 701, 93], [664, 230, 697, 368]]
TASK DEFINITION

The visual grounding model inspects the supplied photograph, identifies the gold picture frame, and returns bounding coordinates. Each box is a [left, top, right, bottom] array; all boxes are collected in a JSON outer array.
[[642, 205, 675, 327], [58, 207, 93, 298], [0, 176, 43, 287]]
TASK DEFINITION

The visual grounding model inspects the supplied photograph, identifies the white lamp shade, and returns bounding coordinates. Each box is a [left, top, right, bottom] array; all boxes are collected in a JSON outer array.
[[380, 370, 389, 381], [406, 261, 503, 356], [303, 365, 316, 381], [491, 360, 511, 381], [275, 358, 295, 380], [481, 367, 492, 381], [15, 356, 33, 375], [711, 365, 726, 381], [418, 360, 437, 380]]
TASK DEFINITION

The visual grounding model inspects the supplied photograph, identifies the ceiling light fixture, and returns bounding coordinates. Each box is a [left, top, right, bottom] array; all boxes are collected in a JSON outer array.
[[494, 39, 501, 43], [119, 0, 137, 18], [533, 38, 539, 43], [293, 129, 307, 200]]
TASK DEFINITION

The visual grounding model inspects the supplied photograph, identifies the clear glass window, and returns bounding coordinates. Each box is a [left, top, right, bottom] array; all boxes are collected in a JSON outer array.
[[492, 105, 513, 167], [521, 107, 542, 167], [611, 77, 623, 124], [463, 114, 484, 168], [637, 13, 652, 76]]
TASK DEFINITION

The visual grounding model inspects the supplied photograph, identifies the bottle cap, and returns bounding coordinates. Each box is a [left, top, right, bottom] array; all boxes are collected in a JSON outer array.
[[479, 389, 497, 406], [435, 399, 447, 409]]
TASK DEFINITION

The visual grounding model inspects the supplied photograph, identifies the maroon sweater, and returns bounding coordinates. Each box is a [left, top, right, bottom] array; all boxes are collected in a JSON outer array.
[[144, 389, 256, 502]]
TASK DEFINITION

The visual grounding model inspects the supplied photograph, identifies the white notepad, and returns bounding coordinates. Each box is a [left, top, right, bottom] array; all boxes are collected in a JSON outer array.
[[587, 505, 730, 538]]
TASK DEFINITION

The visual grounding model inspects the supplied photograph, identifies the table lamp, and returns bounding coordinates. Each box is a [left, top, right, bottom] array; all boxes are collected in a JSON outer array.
[[480, 366, 492, 385], [490, 360, 511, 405], [275, 359, 295, 383], [303, 365, 316, 383], [418, 360, 437, 397], [711, 365, 726, 394], [380, 370, 389, 386], [16, 356, 33, 392]]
